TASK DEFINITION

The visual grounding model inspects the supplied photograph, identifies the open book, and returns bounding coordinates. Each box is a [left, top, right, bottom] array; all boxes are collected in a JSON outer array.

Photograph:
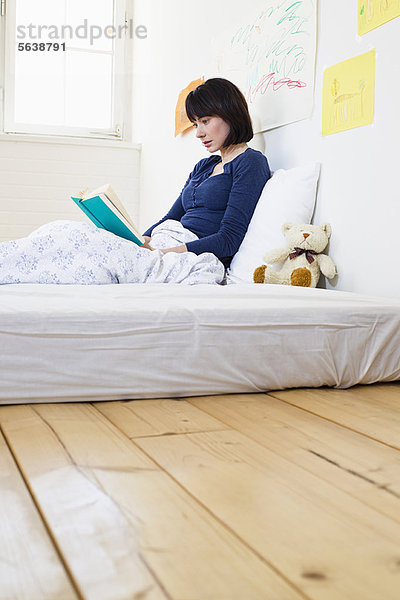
[[71, 184, 144, 246]]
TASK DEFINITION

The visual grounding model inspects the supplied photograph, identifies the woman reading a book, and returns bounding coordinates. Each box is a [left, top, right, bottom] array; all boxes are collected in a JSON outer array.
[[141, 78, 271, 270], [0, 78, 270, 285]]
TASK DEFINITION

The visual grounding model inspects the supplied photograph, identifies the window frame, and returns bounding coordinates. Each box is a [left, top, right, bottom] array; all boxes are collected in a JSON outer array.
[[1, 0, 132, 140]]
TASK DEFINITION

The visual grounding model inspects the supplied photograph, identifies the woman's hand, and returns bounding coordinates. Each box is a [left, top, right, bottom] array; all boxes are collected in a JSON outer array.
[[141, 237, 188, 254], [141, 236, 154, 250], [161, 244, 188, 254]]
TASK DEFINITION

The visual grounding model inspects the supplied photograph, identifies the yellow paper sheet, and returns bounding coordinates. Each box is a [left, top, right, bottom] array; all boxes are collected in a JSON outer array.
[[358, 0, 400, 35], [322, 50, 375, 136], [174, 77, 204, 137]]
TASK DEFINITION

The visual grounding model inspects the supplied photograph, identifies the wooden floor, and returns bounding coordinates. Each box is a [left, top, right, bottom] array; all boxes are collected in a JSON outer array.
[[1, 384, 400, 600]]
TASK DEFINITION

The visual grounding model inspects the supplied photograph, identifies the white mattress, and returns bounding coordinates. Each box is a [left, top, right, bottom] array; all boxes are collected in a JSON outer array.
[[1, 283, 399, 403]]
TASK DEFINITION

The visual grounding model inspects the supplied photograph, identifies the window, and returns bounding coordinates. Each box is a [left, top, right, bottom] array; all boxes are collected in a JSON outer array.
[[2, 0, 131, 139]]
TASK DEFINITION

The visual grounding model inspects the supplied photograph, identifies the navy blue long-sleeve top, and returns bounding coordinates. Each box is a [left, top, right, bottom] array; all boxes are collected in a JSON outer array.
[[143, 147, 271, 267]]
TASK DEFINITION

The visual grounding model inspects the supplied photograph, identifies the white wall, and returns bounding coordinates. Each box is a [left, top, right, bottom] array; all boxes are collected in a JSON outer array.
[[265, 1, 400, 298], [132, 0, 269, 227], [0, 138, 140, 241], [133, 0, 400, 299]]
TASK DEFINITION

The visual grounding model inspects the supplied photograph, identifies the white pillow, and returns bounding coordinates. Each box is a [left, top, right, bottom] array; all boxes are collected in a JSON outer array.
[[227, 162, 320, 283]]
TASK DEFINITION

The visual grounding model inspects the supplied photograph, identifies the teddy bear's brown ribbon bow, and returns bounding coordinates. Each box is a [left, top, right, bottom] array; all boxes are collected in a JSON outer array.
[[289, 247, 318, 264]]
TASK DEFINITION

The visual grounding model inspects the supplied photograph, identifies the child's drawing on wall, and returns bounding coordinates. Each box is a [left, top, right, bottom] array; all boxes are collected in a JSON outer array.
[[358, 0, 400, 35], [322, 50, 375, 136], [209, 0, 317, 132], [330, 78, 367, 126]]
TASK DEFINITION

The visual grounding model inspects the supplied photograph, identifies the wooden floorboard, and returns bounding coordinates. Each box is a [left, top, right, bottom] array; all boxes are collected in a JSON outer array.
[[0, 405, 168, 600], [0, 428, 78, 600], [95, 398, 226, 438], [0, 403, 303, 600], [1, 384, 400, 600], [269, 383, 400, 449], [137, 409, 400, 600], [187, 392, 400, 524]]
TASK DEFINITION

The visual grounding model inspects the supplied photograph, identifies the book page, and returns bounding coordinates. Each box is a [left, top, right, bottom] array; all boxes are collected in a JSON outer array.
[[85, 184, 135, 229]]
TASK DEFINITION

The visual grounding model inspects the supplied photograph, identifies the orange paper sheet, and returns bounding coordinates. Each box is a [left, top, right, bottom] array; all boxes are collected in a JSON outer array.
[[175, 77, 204, 137]]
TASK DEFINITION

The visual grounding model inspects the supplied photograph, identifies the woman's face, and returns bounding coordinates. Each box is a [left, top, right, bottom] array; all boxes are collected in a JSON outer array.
[[193, 115, 230, 153]]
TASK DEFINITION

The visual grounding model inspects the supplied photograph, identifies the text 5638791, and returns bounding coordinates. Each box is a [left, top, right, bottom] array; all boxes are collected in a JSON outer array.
[[18, 43, 66, 52]]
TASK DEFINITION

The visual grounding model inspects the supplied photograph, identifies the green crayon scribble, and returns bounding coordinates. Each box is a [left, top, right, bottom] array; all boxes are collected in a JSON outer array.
[[360, 4, 365, 15]]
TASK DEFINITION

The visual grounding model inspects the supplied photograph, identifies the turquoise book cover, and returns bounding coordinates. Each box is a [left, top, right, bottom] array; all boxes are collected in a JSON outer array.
[[71, 195, 143, 246]]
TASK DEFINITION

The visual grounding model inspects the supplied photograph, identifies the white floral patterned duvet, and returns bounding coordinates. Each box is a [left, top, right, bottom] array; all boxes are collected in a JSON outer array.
[[0, 219, 225, 285]]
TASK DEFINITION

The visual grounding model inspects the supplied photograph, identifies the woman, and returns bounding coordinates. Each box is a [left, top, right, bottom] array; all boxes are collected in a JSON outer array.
[[0, 78, 270, 285], [141, 78, 271, 269]]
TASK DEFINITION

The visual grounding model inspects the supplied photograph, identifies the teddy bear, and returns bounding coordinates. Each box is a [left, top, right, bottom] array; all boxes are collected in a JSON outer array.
[[253, 222, 337, 287]]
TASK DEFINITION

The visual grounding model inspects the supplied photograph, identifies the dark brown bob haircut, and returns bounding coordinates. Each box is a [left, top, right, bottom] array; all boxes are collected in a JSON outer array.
[[185, 78, 253, 147]]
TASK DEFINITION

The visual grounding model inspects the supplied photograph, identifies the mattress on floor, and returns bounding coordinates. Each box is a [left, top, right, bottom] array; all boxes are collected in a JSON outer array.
[[0, 283, 399, 403]]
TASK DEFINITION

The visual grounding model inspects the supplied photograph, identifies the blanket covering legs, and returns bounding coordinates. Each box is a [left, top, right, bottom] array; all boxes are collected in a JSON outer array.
[[0, 220, 225, 285]]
